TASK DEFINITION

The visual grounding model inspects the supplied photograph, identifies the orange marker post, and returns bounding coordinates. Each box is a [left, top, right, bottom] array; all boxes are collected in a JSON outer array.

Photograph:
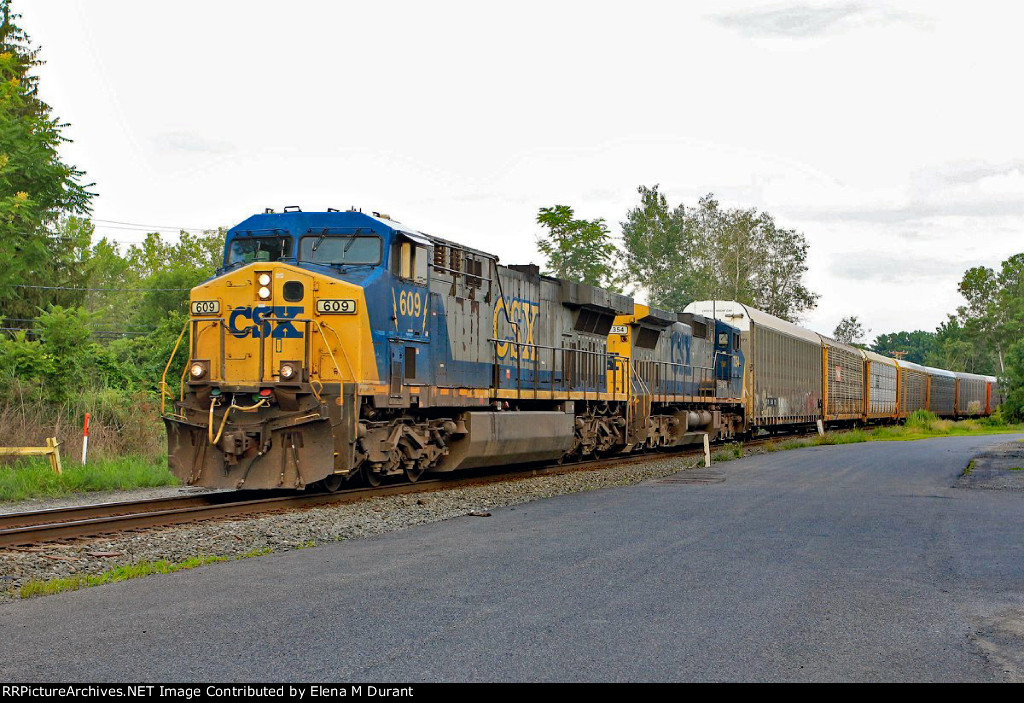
[[82, 413, 90, 465]]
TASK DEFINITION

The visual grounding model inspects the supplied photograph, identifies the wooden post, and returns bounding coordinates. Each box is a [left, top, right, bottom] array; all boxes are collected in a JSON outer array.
[[47, 437, 63, 475], [703, 433, 711, 467], [0, 438, 63, 475], [816, 419, 825, 436]]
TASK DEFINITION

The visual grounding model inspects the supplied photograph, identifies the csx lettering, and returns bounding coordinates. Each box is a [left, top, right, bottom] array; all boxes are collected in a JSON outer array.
[[228, 305, 304, 339], [669, 331, 691, 367], [493, 297, 540, 360], [399, 290, 422, 318]]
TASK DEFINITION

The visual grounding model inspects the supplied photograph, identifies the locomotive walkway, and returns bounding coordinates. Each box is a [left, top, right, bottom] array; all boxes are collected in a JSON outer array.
[[1, 434, 1023, 682]]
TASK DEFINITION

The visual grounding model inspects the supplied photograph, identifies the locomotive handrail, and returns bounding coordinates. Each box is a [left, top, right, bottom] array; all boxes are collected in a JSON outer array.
[[630, 355, 721, 399], [486, 338, 621, 395], [310, 320, 350, 385], [160, 319, 190, 418]]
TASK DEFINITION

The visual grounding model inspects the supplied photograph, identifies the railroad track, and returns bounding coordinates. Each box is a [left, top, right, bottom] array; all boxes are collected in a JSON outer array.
[[0, 431, 811, 548]]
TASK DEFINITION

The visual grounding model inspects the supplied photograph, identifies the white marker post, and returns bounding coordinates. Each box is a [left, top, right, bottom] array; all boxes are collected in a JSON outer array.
[[81, 413, 90, 464], [703, 433, 711, 467]]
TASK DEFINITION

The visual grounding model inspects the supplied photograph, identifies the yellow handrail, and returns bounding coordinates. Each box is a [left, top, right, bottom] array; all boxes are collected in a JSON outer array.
[[312, 320, 352, 379], [160, 319, 190, 417]]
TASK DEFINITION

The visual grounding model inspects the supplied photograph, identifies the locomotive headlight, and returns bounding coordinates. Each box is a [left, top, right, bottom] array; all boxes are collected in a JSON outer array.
[[189, 361, 208, 379], [279, 363, 297, 380], [257, 286, 272, 300], [257, 273, 272, 287]]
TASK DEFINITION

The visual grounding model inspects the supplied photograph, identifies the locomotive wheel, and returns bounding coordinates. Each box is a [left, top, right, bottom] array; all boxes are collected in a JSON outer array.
[[405, 465, 426, 483], [320, 474, 345, 493], [363, 464, 383, 487]]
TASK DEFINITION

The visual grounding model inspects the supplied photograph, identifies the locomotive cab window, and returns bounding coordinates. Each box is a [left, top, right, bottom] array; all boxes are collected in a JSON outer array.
[[298, 234, 382, 267], [392, 241, 429, 285], [226, 236, 293, 267]]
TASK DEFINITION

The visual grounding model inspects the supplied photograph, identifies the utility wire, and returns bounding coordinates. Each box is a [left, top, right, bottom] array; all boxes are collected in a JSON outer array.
[[3, 318, 157, 329], [92, 218, 218, 232], [13, 284, 190, 292]]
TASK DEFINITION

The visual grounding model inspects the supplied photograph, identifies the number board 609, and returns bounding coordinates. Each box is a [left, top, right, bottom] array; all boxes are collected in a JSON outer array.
[[316, 299, 357, 314]]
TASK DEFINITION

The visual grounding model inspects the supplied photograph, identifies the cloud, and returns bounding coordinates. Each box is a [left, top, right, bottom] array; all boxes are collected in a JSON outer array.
[[802, 199, 1024, 224], [791, 161, 1024, 224], [830, 252, 983, 282], [711, 2, 929, 38], [153, 131, 235, 155]]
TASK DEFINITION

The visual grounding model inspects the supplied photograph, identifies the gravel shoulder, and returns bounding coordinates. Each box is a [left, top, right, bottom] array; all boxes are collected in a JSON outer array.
[[959, 439, 1024, 491], [0, 455, 695, 600]]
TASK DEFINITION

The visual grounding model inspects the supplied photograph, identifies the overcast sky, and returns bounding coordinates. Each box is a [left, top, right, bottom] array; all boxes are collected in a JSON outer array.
[[18, 1, 1024, 338]]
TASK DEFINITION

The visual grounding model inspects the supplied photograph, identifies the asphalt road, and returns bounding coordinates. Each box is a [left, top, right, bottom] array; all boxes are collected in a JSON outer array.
[[2, 434, 1023, 682]]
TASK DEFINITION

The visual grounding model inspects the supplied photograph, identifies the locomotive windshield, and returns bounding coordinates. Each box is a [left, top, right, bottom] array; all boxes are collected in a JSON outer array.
[[299, 234, 383, 267], [226, 236, 293, 266]]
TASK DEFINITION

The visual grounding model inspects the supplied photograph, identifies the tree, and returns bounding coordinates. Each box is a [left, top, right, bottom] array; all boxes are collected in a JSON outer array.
[[952, 254, 1024, 375], [0, 1, 94, 321], [536, 205, 620, 290], [833, 316, 868, 346], [743, 210, 818, 321], [871, 330, 935, 364], [1001, 338, 1024, 422], [957, 265, 1003, 372], [618, 188, 818, 320], [619, 185, 708, 311], [924, 315, 971, 371]]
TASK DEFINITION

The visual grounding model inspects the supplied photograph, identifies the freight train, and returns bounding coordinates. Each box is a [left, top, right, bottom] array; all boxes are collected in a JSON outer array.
[[162, 209, 1000, 491]]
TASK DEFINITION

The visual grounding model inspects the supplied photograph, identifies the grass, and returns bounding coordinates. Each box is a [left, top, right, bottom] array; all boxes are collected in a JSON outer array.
[[16, 555, 229, 599], [0, 455, 177, 502], [11, 541, 319, 600], [868, 410, 1024, 442]]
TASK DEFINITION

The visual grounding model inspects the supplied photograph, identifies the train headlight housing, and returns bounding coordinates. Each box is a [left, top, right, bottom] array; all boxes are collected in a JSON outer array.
[[257, 272, 272, 287], [279, 362, 298, 380], [257, 286, 272, 300], [189, 360, 209, 380]]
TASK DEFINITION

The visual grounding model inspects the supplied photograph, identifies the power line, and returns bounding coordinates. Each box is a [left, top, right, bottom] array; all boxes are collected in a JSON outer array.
[[92, 218, 219, 232], [13, 284, 190, 292], [0, 327, 153, 338], [3, 318, 157, 329]]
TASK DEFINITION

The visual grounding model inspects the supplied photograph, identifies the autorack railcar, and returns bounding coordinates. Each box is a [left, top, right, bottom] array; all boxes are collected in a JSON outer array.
[[924, 366, 957, 418], [686, 301, 1003, 433], [682, 300, 823, 430], [863, 350, 899, 421], [895, 360, 930, 418]]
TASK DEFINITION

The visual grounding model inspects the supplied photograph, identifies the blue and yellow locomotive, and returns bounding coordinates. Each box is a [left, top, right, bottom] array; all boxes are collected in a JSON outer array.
[[163, 209, 746, 490]]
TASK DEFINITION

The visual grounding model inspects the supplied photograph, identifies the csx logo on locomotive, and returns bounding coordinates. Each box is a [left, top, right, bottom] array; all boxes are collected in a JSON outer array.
[[493, 297, 540, 360], [228, 305, 304, 339]]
